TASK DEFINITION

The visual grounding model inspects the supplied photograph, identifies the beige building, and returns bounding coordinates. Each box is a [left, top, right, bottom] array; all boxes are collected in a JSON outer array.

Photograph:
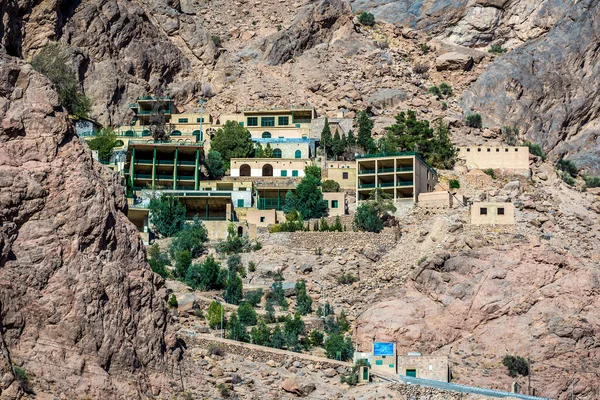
[[397, 353, 449, 382], [356, 152, 437, 202], [457, 146, 529, 170], [418, 191, 453, 208], [325, 161, 356, 189], [246, 209, 277, 227], [470, 202, 515, 225], [323, 192, 346, 216], [230, 158, 312, 178], [256, 141, 312, 159]]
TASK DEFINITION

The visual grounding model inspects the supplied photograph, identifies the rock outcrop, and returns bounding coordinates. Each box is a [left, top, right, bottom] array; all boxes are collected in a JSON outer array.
[[461, 0, 600, 173], [0, 53, 171, 398]]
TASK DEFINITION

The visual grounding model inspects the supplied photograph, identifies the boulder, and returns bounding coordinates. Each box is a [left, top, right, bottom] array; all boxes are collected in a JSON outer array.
[[323, 368, 337, 378], [435, 52, 474, 71]]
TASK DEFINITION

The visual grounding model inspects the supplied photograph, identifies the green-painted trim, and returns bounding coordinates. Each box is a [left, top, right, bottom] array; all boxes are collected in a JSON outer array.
[[173, 148, 178, 190], [152, 147, 157, 188], [194, 149, 200, 190], [130, 147, 136, 189]]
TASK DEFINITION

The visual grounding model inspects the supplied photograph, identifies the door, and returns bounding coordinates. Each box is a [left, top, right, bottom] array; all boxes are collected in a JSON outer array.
[[237, 199, 244, 208], [406, 369, 417, 378]]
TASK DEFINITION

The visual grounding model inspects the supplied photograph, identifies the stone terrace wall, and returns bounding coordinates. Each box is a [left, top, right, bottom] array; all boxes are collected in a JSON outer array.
[[261, 231, 398, 253], [390, 383, 465, 399]]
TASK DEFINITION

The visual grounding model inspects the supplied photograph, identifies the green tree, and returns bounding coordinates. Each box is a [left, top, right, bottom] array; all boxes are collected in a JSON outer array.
[[324, 333, 354, 361], [245, 288, 264, 307], [263, 143, 274, 158], [523, 141, 546, 161], [149, 194, 186, 237], [356, 111, 375, 153], [237, 302, 258, 326], [87, 128, 118, 162], [224, 273, 243, 305], [282, 190, 297, 214], [227, 312, 249, 342], [466, 113, 482, 128], [148, 243, 170, 278], [346, 129, 356, 147], [169, 216, 208, 258], [206, 150, 225, 179], [358, 11, 375, 27], [321, 118, 332, 157], [353, 203, 384, 233], [309, 329, 324, 346], [338, 310, 350, 332], [502, 355, 529, 377], [556, 158, 578, 178], [185, 255, 225, 290], [168, 294, 178, 308], [210, 121, 254, 163], [215, 223, 252, 254], [227, 254, 244, 277], [322, 179, 340, 192], [270, 324, 286, 349], [304, 165, 322, 181], [174, 250, 192, 278], [428, 122, 456, 169], [295, 174, 328, 220], [265, 301, 276, 323], [207, 301, 224, 329], [295, 280, 313, 315], [250, 318, 272, 346], [332, 130, 345, 159], [31, 42, 91, 118]]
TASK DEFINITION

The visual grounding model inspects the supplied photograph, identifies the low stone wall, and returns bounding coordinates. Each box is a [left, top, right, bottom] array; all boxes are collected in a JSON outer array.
[[390, 383, 464, 399], [262, 230, 398, 253]]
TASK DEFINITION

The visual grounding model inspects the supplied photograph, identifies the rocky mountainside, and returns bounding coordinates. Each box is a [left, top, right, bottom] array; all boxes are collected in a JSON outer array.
[[0, 52, 173, 398]]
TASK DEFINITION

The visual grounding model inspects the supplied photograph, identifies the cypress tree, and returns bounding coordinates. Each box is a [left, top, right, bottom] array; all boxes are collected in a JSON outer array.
[[321, 117, 332, 157]]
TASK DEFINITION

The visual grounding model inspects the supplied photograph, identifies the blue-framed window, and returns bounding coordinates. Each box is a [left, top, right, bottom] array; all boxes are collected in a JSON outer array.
[[273, 149, 282, 158], [247, 117, 258, 126], [292, 170, 298, 177], [261, 117, 275, 127], [278, 116, 289, 125], [294, 149, 302, 158], [178, 118, 189, 123], [281, 170, 288, 177]]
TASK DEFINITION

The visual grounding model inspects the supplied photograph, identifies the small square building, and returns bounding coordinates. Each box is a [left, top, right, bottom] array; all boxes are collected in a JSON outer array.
[[397, 353, 449, 382], [470, 202, 515, 225]]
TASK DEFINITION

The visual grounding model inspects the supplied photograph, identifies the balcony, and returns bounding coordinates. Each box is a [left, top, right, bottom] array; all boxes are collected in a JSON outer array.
[[397, 167, 413, 172], [397, 181, 413, 187], [178, 176, 195, 181], [358, 169, 376, 175], [377, 167, 395, 174], [156, 174, 174, 180], [134, 174, 152, 179], [178, 160, 196, 166], [135, 159, 153, 164], [358, 183, 376, 189], [157, 160, 174, 165], [379, 182, 395, 188]]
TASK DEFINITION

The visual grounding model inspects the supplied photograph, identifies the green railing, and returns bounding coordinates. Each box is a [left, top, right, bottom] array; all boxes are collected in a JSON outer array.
[[358, 183, 376, 189], [378, 167, 395, 173], [196, 216, 228, 221], [179, 160, 196, 166], [258, 198, 283, 210], [178, 176, 195, 181], [397, 181, 414, 187], [379, 182, 395, 188], [358, 169, 376, 175], [157, 160, 174, 165], [134, 174, 152, 179], [129, 103, 138, 108], [156, 174, 173, 180], [397, 167, 413, 172], [356, 151, 437, 176], [135, 159, 153, 164]]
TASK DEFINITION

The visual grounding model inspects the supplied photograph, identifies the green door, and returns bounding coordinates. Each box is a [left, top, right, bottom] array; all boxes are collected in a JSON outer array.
[[237, 199, 244, 208], [362, 367, 369, 381], [406, 369, 417, 378]]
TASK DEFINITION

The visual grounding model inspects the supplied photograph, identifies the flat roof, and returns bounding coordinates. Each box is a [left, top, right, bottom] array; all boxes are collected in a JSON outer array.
[[356, 151, 438, 175]]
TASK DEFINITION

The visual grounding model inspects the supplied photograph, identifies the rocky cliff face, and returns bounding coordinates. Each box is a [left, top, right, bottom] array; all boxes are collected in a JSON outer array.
[[0, 52, 171, 398]]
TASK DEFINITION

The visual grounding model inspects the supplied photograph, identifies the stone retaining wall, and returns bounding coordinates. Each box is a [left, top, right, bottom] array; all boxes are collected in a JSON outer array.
[[260, 230, 398, 253]]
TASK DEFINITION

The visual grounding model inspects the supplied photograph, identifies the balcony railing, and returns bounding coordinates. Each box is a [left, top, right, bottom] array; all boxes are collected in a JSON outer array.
[[358, 169, 376, 175], [358, 183, 376, 189], [397, 181, 414, 187], [378, 167, 395, 173], [135, 159, 153, 164], [179, 160, 196, 166], [156, 174, 174, 180], [134, 174, 152, 179], [379, 182, 395, 188], [178, 176, 195, 181], [397, 167, 414, 172], [157, 160, 174, 165]]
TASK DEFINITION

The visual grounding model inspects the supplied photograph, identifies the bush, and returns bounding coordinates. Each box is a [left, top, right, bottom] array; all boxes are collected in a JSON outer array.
[[419, 43, 430, 55], [248, 261, 257, 272], [12, 365, 33, 393], [249, 319, 272, 346], [169, 216, 208, 258], [237, 302, 258, 326], [324, 333, 354, 361], [265, 301, 276, 323], [341, 359, 370, 386], [584, 175, 600, 188], [413, 62, 429, 74], [449, 179, 460, 189], [207, 301, 224, 329], [466, 113, 482, 128], [253, 241, 262, 251], [207, 344, 224, 357], [87, 128, 118, 162], [215, 223, 252, 254], [224, 273, 243, 305], [149, 194, 187, 237], [502, 126, 519, 146], [310, 329, 324, 346], [245, 288, 263, 307], [483, 168, 496, 179], [211, 35, 222, 47], [556, 158, 578, 178], [357, 11, 375, 27], [439, 82, 453, 97], [353, 203, 384, 233], [227, 312, 249, 342], [167, 294, 178, 308], [185, 255, 225, 290], [523, 141, 546, 161], [441, 101, 448, 111], [427, 86, 441, 97], [322, 179, 341, 192], [561, 172, 576, 186], [316, 302, 334, 318], [174, 250, 192, 278], [295, 280, 313, 315], [31, 43, 92, 118], [502, 355, 529, 377], [337, 273, 358, 285], [148, 243, 170, 278], [489, 44, 507, 54]]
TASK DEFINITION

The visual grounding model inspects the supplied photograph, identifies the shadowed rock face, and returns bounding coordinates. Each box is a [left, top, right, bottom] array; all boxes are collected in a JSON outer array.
[[0, 53, 171, 398], [461, 0, 600, 173]]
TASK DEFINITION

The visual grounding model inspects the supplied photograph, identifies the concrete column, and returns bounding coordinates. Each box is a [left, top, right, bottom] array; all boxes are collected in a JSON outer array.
[[226, 203, 232, 221], [173, 148, 178, 190], [151, 147, 157, 188], [393, 158, 397, 202], [194, 149, 200, 190], [130, 146, 136, 190], [413, 157, 416, 202]]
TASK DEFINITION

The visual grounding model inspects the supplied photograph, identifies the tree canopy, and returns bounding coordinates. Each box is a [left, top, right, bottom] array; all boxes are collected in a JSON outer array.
[[87, 128, 118, 162], [206, 150, 225, 179], [285, 173, 328, 220], [149, 194, 186, 237], [210, 121, 254, 163]]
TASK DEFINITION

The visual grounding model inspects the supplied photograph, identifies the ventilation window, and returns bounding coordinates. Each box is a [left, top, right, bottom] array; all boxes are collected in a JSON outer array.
[[505, 148, 509, 152], [498, 208, 505, 215], [487, 148, 491, 152], [515, 148, 519, 152], [496, 148, 500, 152], [467, 148, 471, 152], [478, 148, 482, 152], [480, 207, 488, 215]]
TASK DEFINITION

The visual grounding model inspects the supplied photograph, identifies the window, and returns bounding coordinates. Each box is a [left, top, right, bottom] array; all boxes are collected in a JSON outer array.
[[332, 200, 339, 208], [237, 199, 244, 208], [406, 369, 417, 378], [375, 360, 383, 366], [498, 207, 505, 215], [292, 170, 298, 177], [515, 148, 519, 152], [487, 148, 491, 152], [342, 172, 349, 179], [278, 116, 289, 125], [281, 170, 287, 177], [262, 132, 272, 138], [480, 207, 488, 215], [178, 118, 189, 123], [389, 364, 394, 368], [295, 150, 302, 158], [247, 117, 258, 126], [273, 148, 282, 158], [496, 148, 500, 152], [467, 148, 471, 152], [505, 148, 509, 152], [260, 216, 266, 223], [478, 148, 481, 152], [261, 117, 275, 127], [196, 118, 204, 123]]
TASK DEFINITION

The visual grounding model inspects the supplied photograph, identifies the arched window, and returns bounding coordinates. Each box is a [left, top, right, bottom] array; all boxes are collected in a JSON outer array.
[[141, 129, 151, 137], [240, 164, 251, 177], [294, 150, 301, 159], [125, 130, 135, 137], [262, 132, 271, 138], [237, 226, 244, 237], [171, 130, 182, 136], [273, 149, 282, 158], [262, 164, 273, 177], [192, 130, 201, 140]]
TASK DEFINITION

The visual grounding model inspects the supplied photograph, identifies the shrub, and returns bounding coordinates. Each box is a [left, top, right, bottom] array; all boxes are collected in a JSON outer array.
[[584, 175, 600, 188], [324, 333, 354, 361], [245, 288, 263, 307], [413, 62, 429, 74], [483, 168, 496, 179], [223, 273, 243, 305], [207, 301, 224, 329], [502, 355, 529, 377], [353, 203, 384, 233], [270, 324, 286, 349], [217, 383, 230, 397], [523, 141, 546, 161], [167, 294, 178, 308], [465, 113, 482, 128], [419, 43, 430, 55], [322, 179, 341, 192], [295, 280, 313, 315], [215, 223, 252, 254], [253, 241, 262, 251], [357, 11, 375, 27], [149, 194, 186, 237], [427, 86, 441, 97], [211, 35, 222, 47], [441, 101, 448, 111], [12, 365, 33, 393], [205, 150, 225, 179], [439, 82, 453, 97], [174, 250, 192, 278], [341, 359, 370, 386], [185, 255, 225, 290], [271, 281, 287, 308], [561, 172, 576, 186], [502, 126, 519, 146], [417, 256, 427, 265], [316, 302, 334, 318], [337, 273, 358, 285], [249, 319, 272, 346], [169, 216, 209, 258], [310, 329, 324, 346], [207, 344, 224, 357], [227, 312, 249, 342], [148, 243, 170, 278], [449, 179, 460, 189], [31, 43, 92, 118], [87, 128, 118, 162], [248, 261, 257, 272], [489, 44, 507, 54], [237, 302, 258, 326], [265, 301, 276, 323], [556, 158, 578, 178]]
